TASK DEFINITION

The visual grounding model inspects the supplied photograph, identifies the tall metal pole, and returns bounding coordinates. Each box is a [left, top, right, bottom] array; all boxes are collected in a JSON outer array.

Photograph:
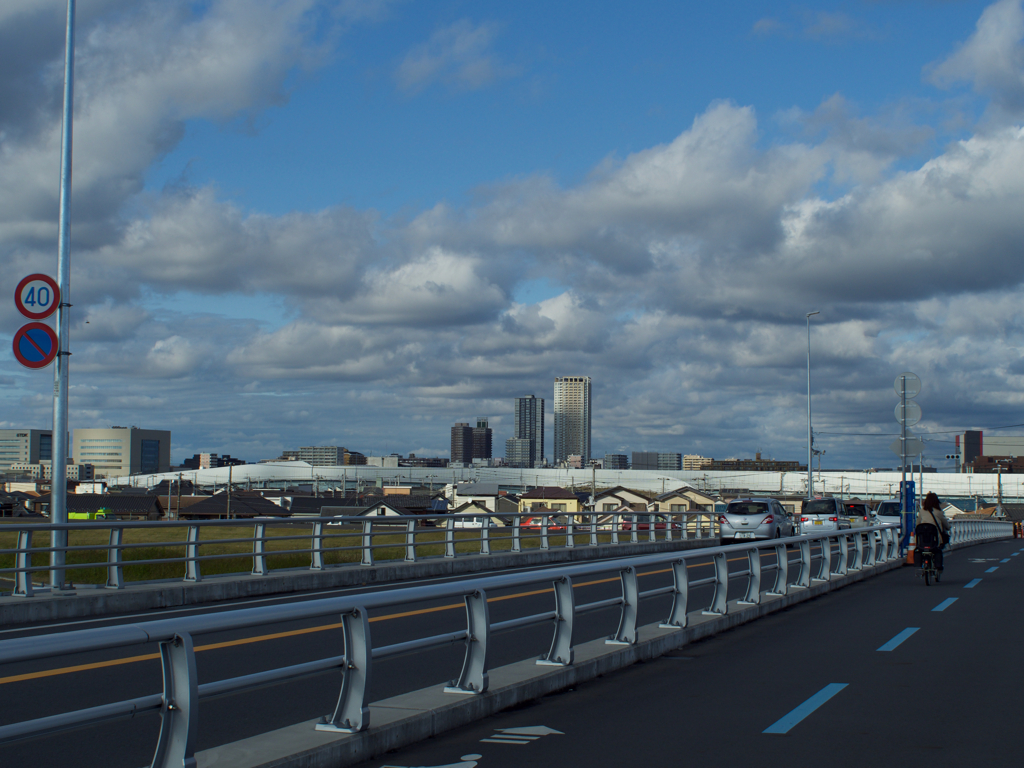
[[900, 375, 907, 518], [806, 311, 819, 500], [51, 0, 76, 590]]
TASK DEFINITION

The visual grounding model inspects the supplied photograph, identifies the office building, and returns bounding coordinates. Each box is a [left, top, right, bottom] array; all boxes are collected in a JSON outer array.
[[9, 460, 95, 481], [631, 452, 658, 471], [510, 395, 544, 467], [603, 454, 628, 470], [954, 431, 1024, 472], [473, 418, 493, 460], [0, 429, 52, 471], [658, 453, 682, 471], [554, 376, 591, 465], [683, 454, 712, 471], [73, 426, 171, 478], [274, 447, 365, 466], [182, 453, 247, 470]]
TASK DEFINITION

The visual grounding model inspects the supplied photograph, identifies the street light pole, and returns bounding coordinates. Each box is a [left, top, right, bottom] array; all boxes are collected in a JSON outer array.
[[806, 311, 819, 500]]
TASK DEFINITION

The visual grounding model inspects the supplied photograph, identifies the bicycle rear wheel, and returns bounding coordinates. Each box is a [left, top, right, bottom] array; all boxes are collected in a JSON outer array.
[[924, 566, 931, 586]]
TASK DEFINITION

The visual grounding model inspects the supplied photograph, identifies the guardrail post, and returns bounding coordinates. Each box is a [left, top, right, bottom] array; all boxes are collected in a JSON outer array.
[[13, 529, 33, 598], [106, 527, 124, 589], [252, 522, 267, 576], [590, 514, 598, 546], [703, 550, 729, 615], [768, 542, 788, 596], [184, 525, 201, 582], [814, 536, 832, 582], [885, 528, 897, 561], [835, 534, 849, 576], [361, 520, 374, 566], [445, 516, 456, 559], [540, 515, 550, 550], [607, 565, 639, 644], [648, 514, 657, 542], [630, 514, 639, 544], [660, 558, 689, 628], [539, 576, 575, 665], [793, 538, 812, 589], [151, 632, 198, 768], [512, 515, 522, 552], [404, 519, 417, 562], [611, 513, 620, 544], [311, 521, 325, 570], [445, 589, 490, 694], [864, 531, 876, 568], [565, 517, 574, 548], [740, 546, 761, 604], [480, 519, 490, 555], [665, 512, 674, 542], [317, 607, 372, 733], [850, 532, 863, 571]]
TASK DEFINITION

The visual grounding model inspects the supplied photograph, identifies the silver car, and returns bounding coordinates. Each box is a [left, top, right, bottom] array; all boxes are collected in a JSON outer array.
[[719, 498, 795, 543], [799, 497, 852, 534], [873, 499, 903, 539], [840, 501, 872, 529]]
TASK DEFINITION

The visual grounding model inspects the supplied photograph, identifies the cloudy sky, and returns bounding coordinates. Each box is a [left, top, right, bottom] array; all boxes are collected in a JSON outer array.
[[3, 0, 1024, 468]]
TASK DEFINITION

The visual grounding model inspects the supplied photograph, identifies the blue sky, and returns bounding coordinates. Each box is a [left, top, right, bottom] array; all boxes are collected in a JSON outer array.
[[4, 0, 1024, 469]]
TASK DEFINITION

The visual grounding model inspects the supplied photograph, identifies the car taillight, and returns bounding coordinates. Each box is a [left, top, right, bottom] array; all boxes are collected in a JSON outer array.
[[761, 515, 774, 524], [718, 515, 727, 525], [829, 516, 837, 522], [800, 516, 809, 522], [863, 516, 868, 521]]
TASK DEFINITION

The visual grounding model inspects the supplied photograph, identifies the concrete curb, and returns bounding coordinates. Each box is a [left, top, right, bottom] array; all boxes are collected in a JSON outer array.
[[197, 554, 909, 768], [0, 538, 720, 625]]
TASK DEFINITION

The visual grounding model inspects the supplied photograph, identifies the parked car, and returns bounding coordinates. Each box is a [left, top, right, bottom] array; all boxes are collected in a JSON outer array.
[[521, 514, 570, 532], [873, 499, 903, 539], [719, 498, 795, 543], [620, 513, 681, 532], [799, 498, 852, 534], [841, 501, 872, 528]]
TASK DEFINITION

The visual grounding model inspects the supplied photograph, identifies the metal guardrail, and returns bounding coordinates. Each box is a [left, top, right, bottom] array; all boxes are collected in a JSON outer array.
[[0, 521, 1012, 768], [0, 511, 720, 597]]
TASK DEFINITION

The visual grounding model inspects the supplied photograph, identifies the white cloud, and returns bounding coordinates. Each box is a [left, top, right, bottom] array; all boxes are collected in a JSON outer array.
[[396, 19, 515, 92]]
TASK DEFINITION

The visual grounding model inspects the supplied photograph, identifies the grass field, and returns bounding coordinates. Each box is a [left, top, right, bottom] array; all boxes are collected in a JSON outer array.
[[0, 519, 625, 586]]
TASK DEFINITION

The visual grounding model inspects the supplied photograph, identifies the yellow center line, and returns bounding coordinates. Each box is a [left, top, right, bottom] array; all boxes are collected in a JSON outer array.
[[0, 552, 781, 686]]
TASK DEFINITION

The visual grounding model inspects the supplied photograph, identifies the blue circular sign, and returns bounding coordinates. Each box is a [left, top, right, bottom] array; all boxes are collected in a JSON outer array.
[[13, 322, 59, 369]]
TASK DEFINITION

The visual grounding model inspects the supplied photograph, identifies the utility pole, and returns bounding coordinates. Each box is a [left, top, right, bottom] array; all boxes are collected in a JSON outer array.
[[806, 311, 819, 501], [226, 465, 233, 520], [50, 0, 76, 590]]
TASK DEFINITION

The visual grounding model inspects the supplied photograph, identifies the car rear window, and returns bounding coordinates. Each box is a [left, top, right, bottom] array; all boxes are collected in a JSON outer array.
[[802, 499, 836, 515], [875, 502, 901, 516], [843, 504, 867, 515], [726, 502, 769, 516]]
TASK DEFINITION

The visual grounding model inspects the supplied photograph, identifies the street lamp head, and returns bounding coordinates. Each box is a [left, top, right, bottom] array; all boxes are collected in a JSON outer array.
[[806, 311, 820, 318]]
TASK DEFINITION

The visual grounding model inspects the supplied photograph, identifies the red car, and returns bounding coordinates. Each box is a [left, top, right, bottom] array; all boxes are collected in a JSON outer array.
[[522, 514, 570, 531]]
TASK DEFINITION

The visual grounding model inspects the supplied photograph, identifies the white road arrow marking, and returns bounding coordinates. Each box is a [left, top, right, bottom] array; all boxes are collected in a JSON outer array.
[[497, 726, 564, 736]]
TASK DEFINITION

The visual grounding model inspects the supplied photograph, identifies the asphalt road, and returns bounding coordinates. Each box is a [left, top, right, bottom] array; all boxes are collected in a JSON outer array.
[[350, 539, 1024, 768], [0, 542, 869, 767]]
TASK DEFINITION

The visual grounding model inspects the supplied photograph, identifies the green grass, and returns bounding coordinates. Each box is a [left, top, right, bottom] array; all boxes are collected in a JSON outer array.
[[0, 521, 662, 586]]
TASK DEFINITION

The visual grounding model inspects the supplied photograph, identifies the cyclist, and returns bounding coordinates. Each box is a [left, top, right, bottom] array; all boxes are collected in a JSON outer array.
[[915, 492, 951, 581]]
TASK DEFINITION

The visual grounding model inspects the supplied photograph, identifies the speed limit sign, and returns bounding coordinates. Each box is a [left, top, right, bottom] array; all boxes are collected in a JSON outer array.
[[15, 274, 60, 320]]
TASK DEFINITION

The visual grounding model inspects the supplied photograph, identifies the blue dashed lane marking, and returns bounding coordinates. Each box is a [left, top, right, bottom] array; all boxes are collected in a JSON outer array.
[[965, 579, 982, 588], [933, 598, 957, 612], [878, 628, 920, 652], [764, 684, 848, 734]]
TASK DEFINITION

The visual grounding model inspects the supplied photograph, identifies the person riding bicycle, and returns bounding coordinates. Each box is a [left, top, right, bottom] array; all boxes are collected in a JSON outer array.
[[915, 492, 951, 580]]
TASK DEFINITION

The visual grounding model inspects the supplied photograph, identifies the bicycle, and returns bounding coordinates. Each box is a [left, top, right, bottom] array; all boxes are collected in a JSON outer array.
[[917, 546, 939, 586]]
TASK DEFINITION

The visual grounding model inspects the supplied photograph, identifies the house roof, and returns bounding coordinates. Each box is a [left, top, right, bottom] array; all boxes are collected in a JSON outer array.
[[29, 493, 161, 516], [519, 486, 579, 500], [456, 483, 501, 497], [180, 493, 291, 519]]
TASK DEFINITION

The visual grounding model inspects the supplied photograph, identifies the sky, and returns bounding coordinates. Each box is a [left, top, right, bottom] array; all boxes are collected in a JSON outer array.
[[3, 0, 1024, 469]]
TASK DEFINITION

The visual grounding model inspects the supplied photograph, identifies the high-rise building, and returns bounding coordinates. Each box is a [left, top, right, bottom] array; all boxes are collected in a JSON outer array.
[[554, 376, 591, 465], [451, 423, 474, 465], [505, 438, 533, 468], [473, 418, 493, 460], [657, 453, 682, 471], [683, 454, 712, 471], [0, 429, 52, 471], [509, 395, 544, 467], [73, 426, 171, 478]]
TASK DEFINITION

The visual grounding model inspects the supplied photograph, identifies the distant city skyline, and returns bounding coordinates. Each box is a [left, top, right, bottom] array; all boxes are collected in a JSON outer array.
[[4, 2, 1023, 470]]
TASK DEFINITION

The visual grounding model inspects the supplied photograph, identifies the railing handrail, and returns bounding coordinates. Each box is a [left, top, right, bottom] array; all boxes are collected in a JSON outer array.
[[0, 525, 893, 666], [0, 519, 1013, 767]]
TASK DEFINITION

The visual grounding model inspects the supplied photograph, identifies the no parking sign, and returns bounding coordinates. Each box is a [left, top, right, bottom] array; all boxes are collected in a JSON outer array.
[[12, 273, 60, 369]]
